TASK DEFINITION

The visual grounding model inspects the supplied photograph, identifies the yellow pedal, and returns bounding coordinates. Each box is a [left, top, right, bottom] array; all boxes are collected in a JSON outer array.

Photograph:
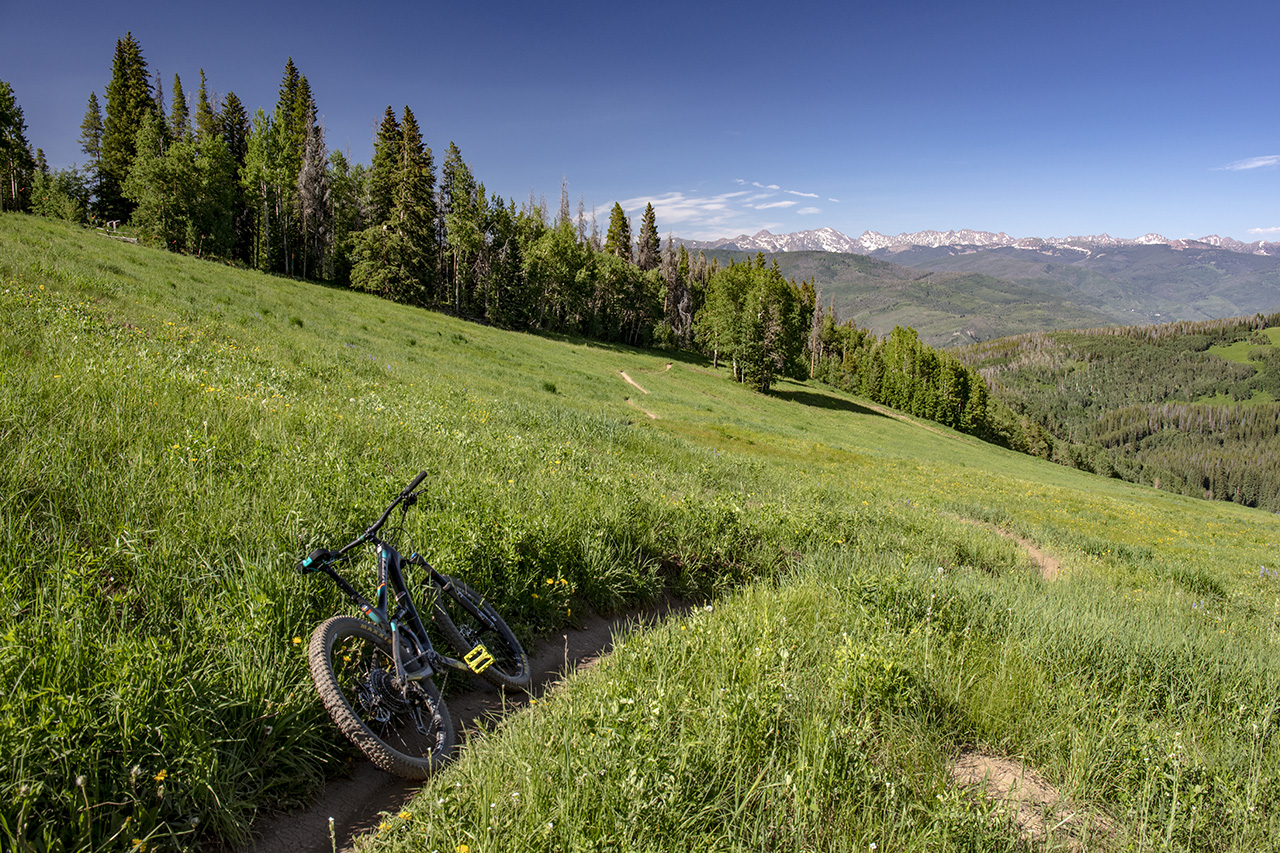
[[464, 644, 495, 674]]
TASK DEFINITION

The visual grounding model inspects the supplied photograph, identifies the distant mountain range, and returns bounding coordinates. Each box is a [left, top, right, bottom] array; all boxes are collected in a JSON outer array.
[[676, 227, 1280, 347], [677, 227, 1280, 257]]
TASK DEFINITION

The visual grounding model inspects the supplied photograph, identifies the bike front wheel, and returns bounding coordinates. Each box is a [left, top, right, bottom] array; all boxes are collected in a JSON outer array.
[[308, 615, 455, 779], [432, 575, 531, 689]]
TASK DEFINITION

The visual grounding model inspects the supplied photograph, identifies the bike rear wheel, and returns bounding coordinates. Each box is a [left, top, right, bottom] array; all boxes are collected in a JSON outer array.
[[432, 575, 531, 689], [308, 615, 454, 779]]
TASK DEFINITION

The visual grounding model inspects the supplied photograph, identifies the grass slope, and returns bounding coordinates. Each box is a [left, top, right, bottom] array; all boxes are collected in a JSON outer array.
[[4, 214, 1280, 852]]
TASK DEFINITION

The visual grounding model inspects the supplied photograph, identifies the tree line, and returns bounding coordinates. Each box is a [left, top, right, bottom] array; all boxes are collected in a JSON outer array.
[[1, 33, 1001, 440]]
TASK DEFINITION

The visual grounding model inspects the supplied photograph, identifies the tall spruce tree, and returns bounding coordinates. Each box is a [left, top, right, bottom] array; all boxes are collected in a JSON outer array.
[[169, 74, 189, 141], [194, 70, 219, 144], [636, 202, 660, 271], [604, 202, 632, 261], [392, 106, 436, 300], [78, 92, 105, 215], [100, 33, 155, 222], [295, 107, 329, 280], [441, 141, 481, 313], [351, 106, 435, 303], [218, 91, 252, 261], [0, 80, 35, 212], [363, 107, 401, 226]]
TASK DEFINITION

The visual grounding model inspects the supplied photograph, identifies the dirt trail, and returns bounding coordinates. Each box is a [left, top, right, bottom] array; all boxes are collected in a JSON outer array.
[[957, 518, 1062, 580], [625, 397, 658, 419], [618, 371, 649, 394], [243, 598, 684, 853]]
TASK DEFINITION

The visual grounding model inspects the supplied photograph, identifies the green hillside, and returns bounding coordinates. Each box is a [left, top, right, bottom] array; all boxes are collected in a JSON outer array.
[[4, 215, 1280, 852]]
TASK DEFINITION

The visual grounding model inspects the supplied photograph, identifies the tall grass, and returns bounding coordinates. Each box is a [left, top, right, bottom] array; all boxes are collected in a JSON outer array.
[[367, 527, 1280, 852], [3, 215, 1280, 851]]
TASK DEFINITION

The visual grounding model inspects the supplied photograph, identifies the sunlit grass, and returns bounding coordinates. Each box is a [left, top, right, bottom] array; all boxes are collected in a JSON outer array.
[[4, 214, 1280, 851]]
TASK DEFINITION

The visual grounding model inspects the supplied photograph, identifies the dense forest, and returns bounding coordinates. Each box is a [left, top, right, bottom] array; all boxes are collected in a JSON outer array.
[[0, 33, 997, 435], [959, 314, 1280, 511]]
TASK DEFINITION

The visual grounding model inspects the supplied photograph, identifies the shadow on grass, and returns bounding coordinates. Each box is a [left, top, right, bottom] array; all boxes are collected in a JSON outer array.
[[770, 386, 887, 417]]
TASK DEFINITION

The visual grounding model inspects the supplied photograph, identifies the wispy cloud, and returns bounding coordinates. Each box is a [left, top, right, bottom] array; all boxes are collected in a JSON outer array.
[[1216, 155, 1280, 171], [622, 180, 830, 239], [617, 190, 779, 239], [1248, 226, 1280, 235], [735, 178, 822, 198]]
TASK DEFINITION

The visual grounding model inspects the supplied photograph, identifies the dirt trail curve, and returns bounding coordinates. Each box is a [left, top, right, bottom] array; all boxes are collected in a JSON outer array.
[[619, 371, 649, 394], [955, 517, 1062, 581], [243, 598, 684, 853]]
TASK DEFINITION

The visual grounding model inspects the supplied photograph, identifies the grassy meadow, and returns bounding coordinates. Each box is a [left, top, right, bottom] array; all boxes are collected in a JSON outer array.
[[3, 213, 1279, 851]]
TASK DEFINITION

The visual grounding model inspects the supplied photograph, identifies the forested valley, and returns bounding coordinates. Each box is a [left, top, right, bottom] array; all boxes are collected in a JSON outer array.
[[959, 314, 1280, 511]]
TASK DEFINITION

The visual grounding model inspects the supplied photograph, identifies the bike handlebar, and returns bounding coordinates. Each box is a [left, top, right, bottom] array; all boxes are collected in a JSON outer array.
[[363, 471, 427, 538], [296, 472, 428, 573]]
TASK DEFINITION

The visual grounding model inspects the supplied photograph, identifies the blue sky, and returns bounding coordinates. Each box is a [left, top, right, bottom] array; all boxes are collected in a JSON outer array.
[[5, 0, 1278, 242]]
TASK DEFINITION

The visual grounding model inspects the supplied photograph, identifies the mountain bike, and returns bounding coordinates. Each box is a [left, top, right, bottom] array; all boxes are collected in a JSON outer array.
[[296, 471, 530, 778]]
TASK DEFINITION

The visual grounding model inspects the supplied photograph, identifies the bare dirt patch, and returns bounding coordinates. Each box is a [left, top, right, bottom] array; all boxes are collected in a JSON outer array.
[[242, 598, 684, 853], [949, 749, 1118, 850]]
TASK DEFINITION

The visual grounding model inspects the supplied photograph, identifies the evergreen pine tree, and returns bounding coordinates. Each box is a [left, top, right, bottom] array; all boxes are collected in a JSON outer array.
[[194, 70, 219, 144], [363, 107, 400, 227], [441, 141, 481, 313], [169, 74, 189, 141], [352, 106, 435, 304], [604, 202, 632, 261], [0, 79, 35, 212], [100, 33, 155, 222], [636, 202, 660, 271], [268, 58, 308, 274], [76, 92, 105, 216], [218, 91, 252, 261], [392, 106, 436, 300]]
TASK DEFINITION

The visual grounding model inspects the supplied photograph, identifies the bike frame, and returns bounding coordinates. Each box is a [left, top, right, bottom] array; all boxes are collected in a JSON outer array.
[[300, 474, 501, 688]]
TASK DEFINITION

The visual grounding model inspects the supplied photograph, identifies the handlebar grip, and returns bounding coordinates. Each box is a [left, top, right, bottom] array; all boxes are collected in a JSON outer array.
[[404, 470, 427, 494], [297, 548, 336, 574]]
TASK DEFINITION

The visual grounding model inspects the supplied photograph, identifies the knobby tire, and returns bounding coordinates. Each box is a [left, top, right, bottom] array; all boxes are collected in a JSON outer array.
[[308, 615, 454, 779]]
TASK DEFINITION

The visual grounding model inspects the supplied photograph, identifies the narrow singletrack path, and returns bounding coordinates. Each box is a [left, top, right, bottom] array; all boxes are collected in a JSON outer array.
[[955, 517, 1063, 580], [618, 371, 649, 394], [243, 598, 684, 853]]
